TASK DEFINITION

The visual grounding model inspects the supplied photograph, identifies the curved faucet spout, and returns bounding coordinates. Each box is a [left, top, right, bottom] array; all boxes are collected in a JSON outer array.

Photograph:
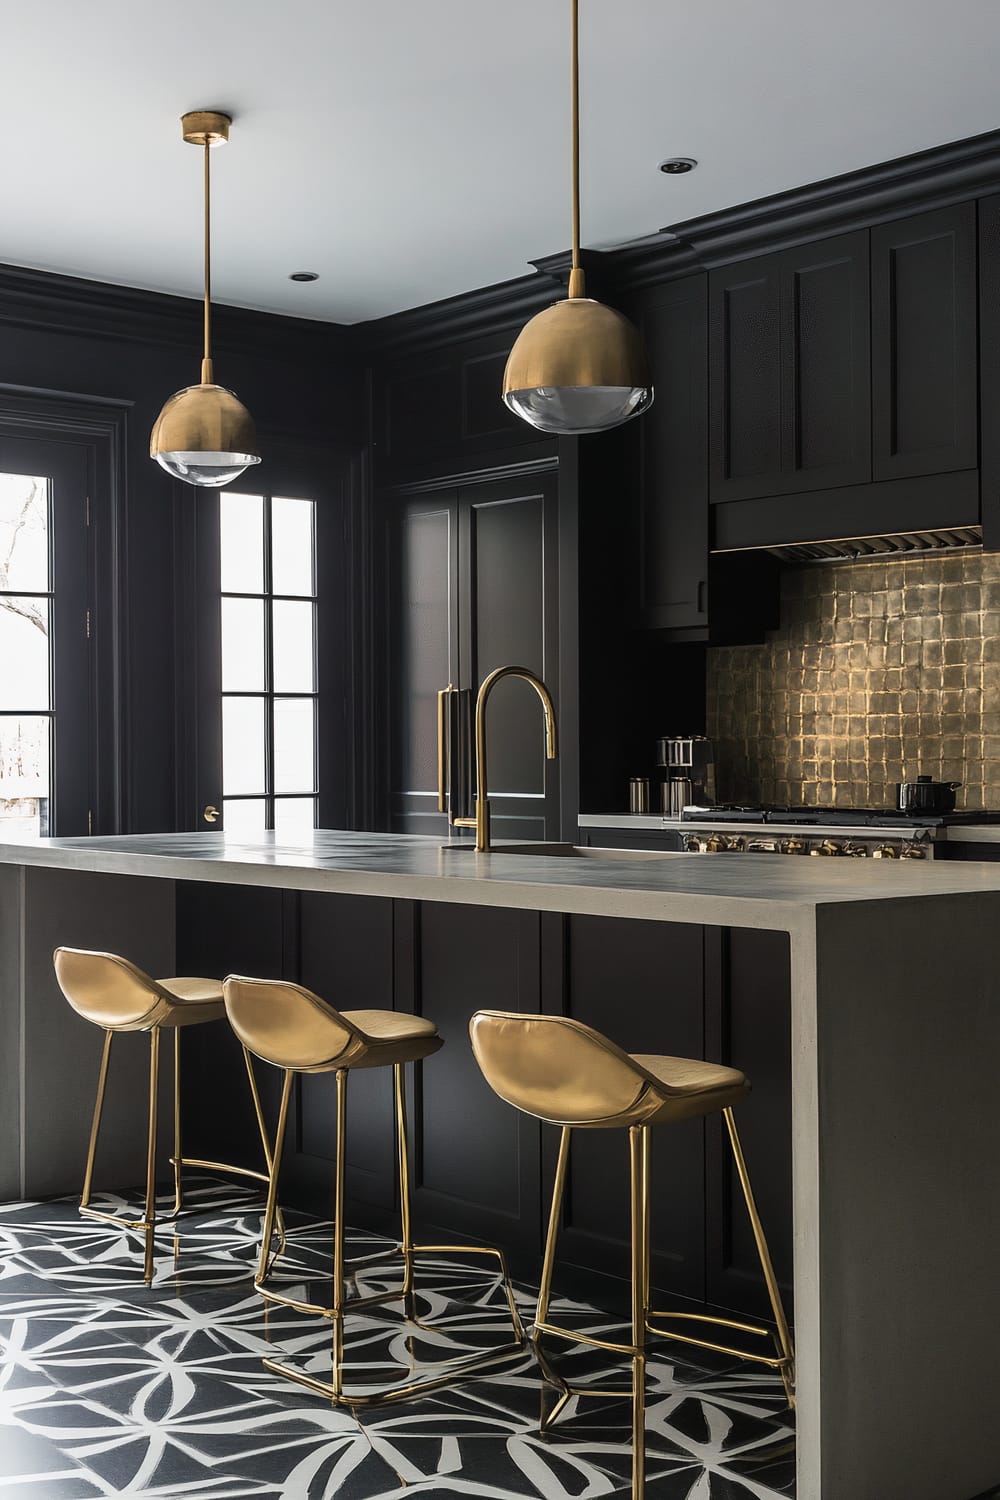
[[454, 665, 558, 852]]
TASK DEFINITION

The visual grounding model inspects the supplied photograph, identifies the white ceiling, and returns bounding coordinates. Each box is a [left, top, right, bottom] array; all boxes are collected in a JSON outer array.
[[2, 1, 999, 325]]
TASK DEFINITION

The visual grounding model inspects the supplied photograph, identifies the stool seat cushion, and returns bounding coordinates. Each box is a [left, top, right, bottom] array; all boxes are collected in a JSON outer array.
[[223, 976, 443, 1073], [470, 1010, 750, 1128], [53, 947, 225, 1032], [631, 1053, 749, 1124], [156, 977, 226, 1028]]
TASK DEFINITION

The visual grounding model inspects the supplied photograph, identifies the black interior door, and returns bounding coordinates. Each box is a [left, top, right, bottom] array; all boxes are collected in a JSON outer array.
[[0, 435, 91, 837]]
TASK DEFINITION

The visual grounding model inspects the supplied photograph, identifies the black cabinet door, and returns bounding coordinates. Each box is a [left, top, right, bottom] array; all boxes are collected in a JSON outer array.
[[552, 914, 708, 1305], [872, 203, 977, 482], [384, 470, 561, 843], [979, 194, 1000, 549], [709, 256, 782, 502], [634, 275, 709, 631], [710, 232, 870, 504], [705, 928, 793, 1319], [385, 491, 460, 836]]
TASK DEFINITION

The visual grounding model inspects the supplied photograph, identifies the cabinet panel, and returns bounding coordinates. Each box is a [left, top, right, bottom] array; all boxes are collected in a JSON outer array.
[[384, 364, 459, 467], [410, 902, 541, 1252], [706, 928, 793, 1318], [872, 203, 977, 481], [782, 231, 871, 491], [555, 915, 707, 1303], [386, 498, 458, 835], [636, 275, 709, 630], [710, 262, 782, 501]]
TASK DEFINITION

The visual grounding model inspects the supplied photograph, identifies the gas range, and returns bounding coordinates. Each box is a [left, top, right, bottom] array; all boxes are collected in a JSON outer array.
[[678, 806, 1000, 858]]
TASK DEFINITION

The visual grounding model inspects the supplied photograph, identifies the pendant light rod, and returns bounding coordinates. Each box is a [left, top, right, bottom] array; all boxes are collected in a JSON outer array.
[[569, 0, 585, 299], [202, 139, 213, 383]]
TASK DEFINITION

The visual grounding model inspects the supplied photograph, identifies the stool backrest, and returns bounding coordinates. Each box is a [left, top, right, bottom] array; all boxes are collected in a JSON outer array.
[[470, 1010, 662, 1127], [223, 976, 361, 1071], [53, 947, 166, 1030]]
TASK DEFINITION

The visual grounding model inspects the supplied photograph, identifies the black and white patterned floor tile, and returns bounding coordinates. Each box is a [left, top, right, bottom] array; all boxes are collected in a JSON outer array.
[[0, 1179, 796, 1498]]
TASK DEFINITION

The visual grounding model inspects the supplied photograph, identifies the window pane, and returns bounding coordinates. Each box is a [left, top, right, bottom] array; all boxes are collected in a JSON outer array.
[[222, 598, 265, 691], [221, 492, 264, 593], [274, 697, 315, 792], [0, 716, 50, 835], [223, 798, 267, 838], [271, 497, 315, 596], [0, 599, 50, 709], [223, 696, 266, 795], [274, 797, 316, 836], [0, 473, 48, 592], [272, 601, 315, 692]]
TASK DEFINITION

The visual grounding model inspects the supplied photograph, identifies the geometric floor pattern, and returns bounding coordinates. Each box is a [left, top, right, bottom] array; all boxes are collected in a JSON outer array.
[[0, 1179, 798, 1498]]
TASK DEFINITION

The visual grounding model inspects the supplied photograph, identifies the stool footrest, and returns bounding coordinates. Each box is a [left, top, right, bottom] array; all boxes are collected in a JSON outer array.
[[261, 1335, 526, 1409], [646, 1309, 793, 1374], [170, 1155, 272, 1187], [533, 1319, 640, 1358]]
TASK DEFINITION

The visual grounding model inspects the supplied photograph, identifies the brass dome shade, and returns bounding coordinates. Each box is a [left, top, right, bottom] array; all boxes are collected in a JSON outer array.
[[150, 371, 260, 487], [503, 0, 653, 436], [502, 295, 653, 435], [150, 111, 261, 488]]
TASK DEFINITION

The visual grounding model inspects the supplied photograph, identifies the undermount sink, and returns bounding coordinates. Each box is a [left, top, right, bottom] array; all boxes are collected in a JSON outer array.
[[439, 841, 679, 860]]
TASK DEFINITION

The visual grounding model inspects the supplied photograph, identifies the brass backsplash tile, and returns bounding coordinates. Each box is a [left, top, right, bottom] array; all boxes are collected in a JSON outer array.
[[706, 552, 1000, 810]]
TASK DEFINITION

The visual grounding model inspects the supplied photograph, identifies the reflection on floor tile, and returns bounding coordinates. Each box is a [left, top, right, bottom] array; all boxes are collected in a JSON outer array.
[[0, 1178, 796, 1498]]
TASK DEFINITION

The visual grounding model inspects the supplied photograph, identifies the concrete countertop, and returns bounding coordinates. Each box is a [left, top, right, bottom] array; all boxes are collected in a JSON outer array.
[[5, 828, 1000, 934]]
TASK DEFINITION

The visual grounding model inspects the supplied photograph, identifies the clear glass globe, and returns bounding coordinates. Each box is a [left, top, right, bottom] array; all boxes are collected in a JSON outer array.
[[503, 384, 653, 435], [153, 451, 261, 488]]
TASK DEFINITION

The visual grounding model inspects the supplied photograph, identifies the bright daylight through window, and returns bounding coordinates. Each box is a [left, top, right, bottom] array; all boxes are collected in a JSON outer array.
[[0, 472, 51, 837], [220, 491, 318, 837]]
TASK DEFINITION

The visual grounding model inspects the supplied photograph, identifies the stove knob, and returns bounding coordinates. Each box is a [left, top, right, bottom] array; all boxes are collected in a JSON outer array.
[[723, 836, 746, 852], [872, 844, 898, 859], [705, 835, 724, 852], [782, 837, 808, 855], [810, 839, 843, 856], [843, 842, 869, 858], [684, 836, 705, 852], [900, 843, 927, 859]]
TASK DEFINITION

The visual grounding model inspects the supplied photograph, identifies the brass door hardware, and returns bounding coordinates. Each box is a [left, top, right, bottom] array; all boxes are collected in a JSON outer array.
[[202, 805, 220, 823], [438, 666, 558, 852]]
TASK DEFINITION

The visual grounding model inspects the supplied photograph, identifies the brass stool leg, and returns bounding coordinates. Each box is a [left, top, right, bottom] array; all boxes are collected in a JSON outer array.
[[256, 1069, 293, 1286], [81, 1030, 113, 1209], [172, 1029, 183, 1216], [242, 1045, 286, 1248], [331, 1067, 348, 1398], [629, 1124, 647, 1500], [723, 1107, 796, 1406], [142, 1028, 161, 1285], [394, 1063, 416, 1314]]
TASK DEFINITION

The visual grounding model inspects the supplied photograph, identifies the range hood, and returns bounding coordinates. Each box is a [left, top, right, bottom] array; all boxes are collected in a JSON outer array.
[[716, 525, 983, 565]]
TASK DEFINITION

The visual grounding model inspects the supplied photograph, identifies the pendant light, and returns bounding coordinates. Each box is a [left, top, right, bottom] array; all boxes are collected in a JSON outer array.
[[503, 0, 653, 435], [150, 111, 261, 487]]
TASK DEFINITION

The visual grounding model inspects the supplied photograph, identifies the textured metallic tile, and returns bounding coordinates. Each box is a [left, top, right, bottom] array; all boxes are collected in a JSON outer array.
[[707, 554, 999, 810]]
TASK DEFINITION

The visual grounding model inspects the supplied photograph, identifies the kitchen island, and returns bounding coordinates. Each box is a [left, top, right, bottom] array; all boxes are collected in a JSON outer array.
[[2, 828, 999, 1500]]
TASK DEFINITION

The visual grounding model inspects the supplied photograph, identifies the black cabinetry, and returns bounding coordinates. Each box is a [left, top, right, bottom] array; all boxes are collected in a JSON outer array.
[[710, 231, 870, 505], [382, 469, 562, 841]]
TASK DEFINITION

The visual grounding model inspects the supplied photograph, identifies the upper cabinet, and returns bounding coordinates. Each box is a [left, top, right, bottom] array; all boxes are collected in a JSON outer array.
[[871, 203, 978, 481], [709, 231, 871, 503], [633, 274, 709, 632]]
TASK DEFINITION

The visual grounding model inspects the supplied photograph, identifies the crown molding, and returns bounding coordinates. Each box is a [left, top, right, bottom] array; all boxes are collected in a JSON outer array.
[[0, 261, 352, 364], [358, 271, 563, 360]]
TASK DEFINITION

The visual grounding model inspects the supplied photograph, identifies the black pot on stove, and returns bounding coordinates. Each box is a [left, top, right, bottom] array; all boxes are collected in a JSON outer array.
[[896, 775, 961, 814]]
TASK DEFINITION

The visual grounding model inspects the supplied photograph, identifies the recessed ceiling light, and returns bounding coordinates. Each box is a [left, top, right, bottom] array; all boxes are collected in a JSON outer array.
[[289, 271, 319, 282], [658, 158, 697, 175]]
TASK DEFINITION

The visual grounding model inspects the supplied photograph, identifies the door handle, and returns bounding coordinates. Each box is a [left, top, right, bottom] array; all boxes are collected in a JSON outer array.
[[203, 805, 220, 824]]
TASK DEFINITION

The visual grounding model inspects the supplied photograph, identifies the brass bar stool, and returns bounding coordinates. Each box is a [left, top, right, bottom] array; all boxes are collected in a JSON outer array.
[[222, 975, 525, 1406], [469, 1010, 794, 1500], [53, 947, 282, 1285]]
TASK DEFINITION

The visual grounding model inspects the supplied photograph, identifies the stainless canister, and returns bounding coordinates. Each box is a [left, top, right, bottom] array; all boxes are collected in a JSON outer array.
[[666, 776, 694, 816], [628, 778, 650, 814]]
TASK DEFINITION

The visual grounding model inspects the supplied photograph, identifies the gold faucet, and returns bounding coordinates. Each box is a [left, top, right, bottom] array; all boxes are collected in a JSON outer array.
[[444, 666, 558, 852]]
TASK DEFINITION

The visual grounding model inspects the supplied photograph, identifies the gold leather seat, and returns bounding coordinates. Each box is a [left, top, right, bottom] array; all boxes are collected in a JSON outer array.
[[53, 947, 280, 1285], [223, 976, 525, 1407], [470, 1010, 794, 1500]]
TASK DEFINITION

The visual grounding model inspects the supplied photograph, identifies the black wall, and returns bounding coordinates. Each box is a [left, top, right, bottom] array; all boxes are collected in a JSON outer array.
[[0, 266, 361, 834]]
